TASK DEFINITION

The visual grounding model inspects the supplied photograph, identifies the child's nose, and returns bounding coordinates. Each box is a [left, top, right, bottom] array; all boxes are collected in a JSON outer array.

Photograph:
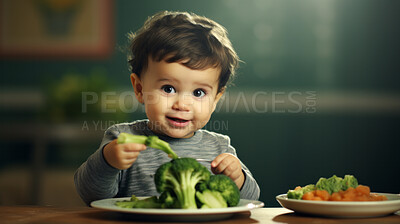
[[172, 94, 192, 111]]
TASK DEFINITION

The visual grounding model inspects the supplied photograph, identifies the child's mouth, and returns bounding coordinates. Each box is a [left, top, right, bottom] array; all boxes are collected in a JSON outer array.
[[166, 116, 190, 127]]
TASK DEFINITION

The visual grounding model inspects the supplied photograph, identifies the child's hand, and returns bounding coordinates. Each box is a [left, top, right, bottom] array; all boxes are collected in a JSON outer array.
[[103, 139, 146, 170], [211, 153, 245, 189]]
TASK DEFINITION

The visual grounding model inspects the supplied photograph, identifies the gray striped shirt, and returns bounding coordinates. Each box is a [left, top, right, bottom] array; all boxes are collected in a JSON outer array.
[[74, 119, 260, 205]]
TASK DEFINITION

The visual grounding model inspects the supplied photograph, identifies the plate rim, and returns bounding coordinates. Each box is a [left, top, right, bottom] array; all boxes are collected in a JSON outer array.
[[276, 192, 400, 206], [91, 197, 264, 215], [275, 192, 400, 218]]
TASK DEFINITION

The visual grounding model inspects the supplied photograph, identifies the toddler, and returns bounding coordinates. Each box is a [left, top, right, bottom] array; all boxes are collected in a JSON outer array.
[[75, 11, 260, 205]]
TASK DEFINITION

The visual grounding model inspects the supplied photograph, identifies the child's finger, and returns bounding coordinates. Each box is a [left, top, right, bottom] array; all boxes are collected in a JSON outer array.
[[211, 153, 230, 168], [123, 157, 139, 164], [212, 158, 235, 174], [229, 169, 243, 181], [123, 143, 147, 152], [124, 151, 141, 160]]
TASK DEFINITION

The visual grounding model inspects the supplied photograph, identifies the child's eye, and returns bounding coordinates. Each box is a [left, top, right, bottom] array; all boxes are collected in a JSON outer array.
[[193, 89, 206, 98], [161, 85, 176, 94]]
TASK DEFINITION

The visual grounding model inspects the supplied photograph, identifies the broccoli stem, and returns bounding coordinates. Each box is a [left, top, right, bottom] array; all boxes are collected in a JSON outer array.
[[164, 170, 198, 209], [181, 187, 197, 209], [117, 133, 178, 159], [117, 133, 148, 144], [164, 173, 196, 209], [146, 136, 178, 159]]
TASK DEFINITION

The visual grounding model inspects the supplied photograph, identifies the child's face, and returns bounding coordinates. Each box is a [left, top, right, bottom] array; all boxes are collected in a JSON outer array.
[[131, 57, 224, 138]]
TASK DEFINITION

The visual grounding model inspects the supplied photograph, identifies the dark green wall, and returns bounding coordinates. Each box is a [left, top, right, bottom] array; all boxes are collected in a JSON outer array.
[[2, 0, 400, 90]]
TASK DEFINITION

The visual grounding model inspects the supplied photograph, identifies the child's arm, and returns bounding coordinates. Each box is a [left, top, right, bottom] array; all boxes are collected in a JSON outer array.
[[211, 153, 245, 189], [103, 139, 146, 170], [74, 125, 146, 205]]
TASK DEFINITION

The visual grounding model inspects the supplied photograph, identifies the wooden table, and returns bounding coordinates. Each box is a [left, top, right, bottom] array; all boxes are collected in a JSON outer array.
[[1, 206, 399, 224]]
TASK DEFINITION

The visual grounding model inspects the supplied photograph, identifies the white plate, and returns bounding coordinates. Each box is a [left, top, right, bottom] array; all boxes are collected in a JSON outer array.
[[91, 197, 264, 222], [276, 193, 400, 218]]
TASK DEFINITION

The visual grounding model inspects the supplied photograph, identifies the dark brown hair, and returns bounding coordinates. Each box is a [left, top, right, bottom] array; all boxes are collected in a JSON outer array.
[[128, 11, 239, 92]]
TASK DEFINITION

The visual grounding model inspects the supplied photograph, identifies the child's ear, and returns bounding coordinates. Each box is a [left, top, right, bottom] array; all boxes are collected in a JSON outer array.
[[130, 73, 144, 104]]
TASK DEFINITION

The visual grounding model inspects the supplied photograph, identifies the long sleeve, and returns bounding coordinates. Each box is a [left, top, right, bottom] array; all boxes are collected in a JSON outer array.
[[74, 126, 121, 206], [223, 140, 260, 200], [239, 163, 261, 200]]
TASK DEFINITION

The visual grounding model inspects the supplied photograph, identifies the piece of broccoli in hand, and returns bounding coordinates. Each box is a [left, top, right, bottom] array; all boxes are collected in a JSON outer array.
[[115, 195, 161, 208], [287, 184, 316, 200], [117, 133, 148, 144], [117, 133, 178, 159], [154, 158, 211, 209], [197, 174, 240, 207]]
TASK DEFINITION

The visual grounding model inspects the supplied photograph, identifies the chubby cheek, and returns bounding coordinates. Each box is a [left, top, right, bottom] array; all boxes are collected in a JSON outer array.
[[144, 96, 167, 120], [193, 101, 214, 128]]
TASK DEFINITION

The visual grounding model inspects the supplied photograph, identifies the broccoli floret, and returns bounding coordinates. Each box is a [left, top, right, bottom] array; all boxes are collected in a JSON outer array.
[[287, 175, 361, 200], [286, 190, 302, 200], [302, 184, 316, 193], [154, 158, 211, 209], [316, 175, 345, 194], [117, 133, 178, 159], [287, 184, 315, 199], [341, 175, 358, 190], [198, 174, 240, 207], [115, 195, 161, 208], [315, 175, 359, 194], [196, 190, 227, 208], [159, 191, 179, 208]]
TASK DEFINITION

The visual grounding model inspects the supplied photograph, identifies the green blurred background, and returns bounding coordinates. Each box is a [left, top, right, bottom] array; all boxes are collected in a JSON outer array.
[[1, 0, 399, 207]]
